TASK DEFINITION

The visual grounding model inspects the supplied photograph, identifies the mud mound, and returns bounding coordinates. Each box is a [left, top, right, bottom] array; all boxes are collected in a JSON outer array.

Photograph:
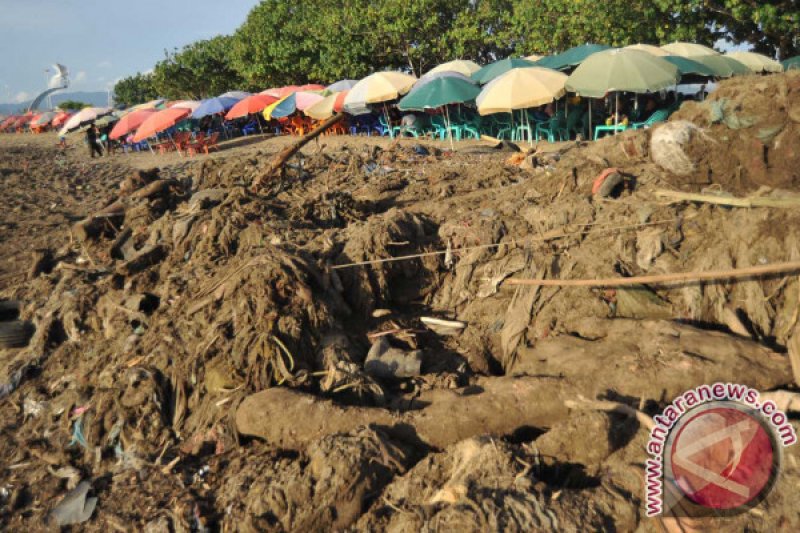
[[668, 70, 800, 192]]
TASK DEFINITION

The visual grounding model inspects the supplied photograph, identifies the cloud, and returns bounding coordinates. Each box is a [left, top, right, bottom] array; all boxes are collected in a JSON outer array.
[[74, 70, 87, 83], [14, 91, 30, 103], [97, 60, 112, 68]]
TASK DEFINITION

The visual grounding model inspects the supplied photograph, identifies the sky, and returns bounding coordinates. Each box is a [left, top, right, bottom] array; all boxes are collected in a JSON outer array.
[[0, 0, 260, 104]]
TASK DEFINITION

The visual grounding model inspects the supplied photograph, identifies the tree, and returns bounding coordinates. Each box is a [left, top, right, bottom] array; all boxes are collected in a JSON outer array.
[[660, 0, 799, 59], [504, 0, 714, 55], [152, 36, 245, 99], [57, 100, 90, 111], [113, 72, 158, 107]]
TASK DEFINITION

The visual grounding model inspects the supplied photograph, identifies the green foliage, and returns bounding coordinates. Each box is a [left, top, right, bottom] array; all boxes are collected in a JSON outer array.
[[113, 72, 158, 107], [57, 100, 90, 111], [152, 35, 245, 99], [660, 0, 799, 59], [115, 0, 799, 100]]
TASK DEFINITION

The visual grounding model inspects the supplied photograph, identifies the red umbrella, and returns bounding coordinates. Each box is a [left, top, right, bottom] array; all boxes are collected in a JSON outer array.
[[51, 111, 72, 128], [110, 109, 157, 140], [224, 94, 278, 120], [0, 116, 18, 131], [133, 108, 191, 142]]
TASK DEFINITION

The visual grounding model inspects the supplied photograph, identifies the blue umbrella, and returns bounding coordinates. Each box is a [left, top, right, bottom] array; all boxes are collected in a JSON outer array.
[[192, 96, 242, 119]]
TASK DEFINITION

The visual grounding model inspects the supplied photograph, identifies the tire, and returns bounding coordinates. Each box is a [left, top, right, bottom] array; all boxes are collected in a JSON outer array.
[[0, 320, 35, 349], [0, 300, 21, 322]]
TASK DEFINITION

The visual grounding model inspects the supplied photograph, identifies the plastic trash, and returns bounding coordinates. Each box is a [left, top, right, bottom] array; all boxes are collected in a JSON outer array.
[[49, 480, 97, 527]]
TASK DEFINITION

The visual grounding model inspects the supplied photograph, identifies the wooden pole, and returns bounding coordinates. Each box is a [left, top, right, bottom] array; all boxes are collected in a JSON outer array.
[[251, 113, 345, 190], [504, 260, 800, 288]]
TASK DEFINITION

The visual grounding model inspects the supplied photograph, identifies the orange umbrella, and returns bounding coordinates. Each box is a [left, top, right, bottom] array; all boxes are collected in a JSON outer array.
[[51, 111, 72, 127], [224, 94, 278, 120], [110, 109, 158, 140], [133, 107, 191, 142]]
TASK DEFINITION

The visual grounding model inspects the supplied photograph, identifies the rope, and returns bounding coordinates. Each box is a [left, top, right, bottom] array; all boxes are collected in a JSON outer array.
[[330, 218, 678, 270], [504, 260, 800, 288]]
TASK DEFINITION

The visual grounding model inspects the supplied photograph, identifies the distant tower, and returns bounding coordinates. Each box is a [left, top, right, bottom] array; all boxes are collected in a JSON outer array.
[[28, 63, 70, 111]]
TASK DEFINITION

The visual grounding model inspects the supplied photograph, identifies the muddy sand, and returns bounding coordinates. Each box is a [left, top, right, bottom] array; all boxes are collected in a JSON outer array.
[[1, 72, 800, 531]]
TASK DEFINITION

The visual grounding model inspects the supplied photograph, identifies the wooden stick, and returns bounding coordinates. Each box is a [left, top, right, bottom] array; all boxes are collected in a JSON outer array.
[[655, 190, 800, 209], [505, 260, 800, 288], [251, 113, 345, 189]]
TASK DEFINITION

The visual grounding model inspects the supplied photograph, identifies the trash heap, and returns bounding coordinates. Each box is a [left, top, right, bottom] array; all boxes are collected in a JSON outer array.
[[1, 72, 800, 530]]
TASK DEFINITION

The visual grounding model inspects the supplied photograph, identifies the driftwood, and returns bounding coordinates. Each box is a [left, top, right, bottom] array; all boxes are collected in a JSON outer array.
[[504, 259, 800, 287], [655, 189, 800, 209], [251, 113, 345, 190], [71, 179, 178, 241]]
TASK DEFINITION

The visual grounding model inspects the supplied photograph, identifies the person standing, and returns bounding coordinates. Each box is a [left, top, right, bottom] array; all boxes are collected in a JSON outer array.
[[86, 124, 103, 158]]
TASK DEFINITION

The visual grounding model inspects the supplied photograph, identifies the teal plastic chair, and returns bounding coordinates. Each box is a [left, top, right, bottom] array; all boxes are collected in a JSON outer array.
[[536, 112, 567, 142], [565, 107, 586, 140], [594, 122, 628, 140], [378, 114, 394, 138], [631, 109, 670, 130], [429, 115, 450, 140]]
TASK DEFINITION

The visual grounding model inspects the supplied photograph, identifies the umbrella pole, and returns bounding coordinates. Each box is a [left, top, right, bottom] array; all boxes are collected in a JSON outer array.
[[589, 100, 592, 142], [614, 92, 619, 135], [168, 132, 183, 158], [146, 140, 154, 155], [383, 103, 393, 139], [445, 106, 454, 150]]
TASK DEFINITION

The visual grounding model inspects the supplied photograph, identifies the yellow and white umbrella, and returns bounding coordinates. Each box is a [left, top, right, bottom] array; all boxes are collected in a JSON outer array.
[[426, 60, 481, 77], [625, 44, 670, 57], [343, 71, 417, 115], [725, 51, 783, 73], [476, 67, 568, 115], [660, 42, 718, 57]]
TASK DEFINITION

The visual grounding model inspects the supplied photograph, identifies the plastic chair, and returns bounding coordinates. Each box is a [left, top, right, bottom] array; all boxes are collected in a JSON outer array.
[[536, 112, 567, 142], [594, 122, 628, 140], [630, 109, 670, 130]]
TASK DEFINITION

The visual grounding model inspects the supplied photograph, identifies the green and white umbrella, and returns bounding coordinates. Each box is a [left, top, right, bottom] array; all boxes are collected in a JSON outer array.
[[566, 49, 679, 97], [725, 51, 783, 74], [688, 55, 751, 78], [471, 58, 538, 85]]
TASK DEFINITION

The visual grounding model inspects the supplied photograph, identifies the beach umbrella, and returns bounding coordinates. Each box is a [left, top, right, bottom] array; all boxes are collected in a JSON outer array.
[[0, 116, 17, 131], [783, 56, 800, 71], [416, 70, 473, 87], [660, 42, 718, 57], [219, 90, 251, 100], [262, 93, 298, 120], [565, 49, 679, 97], [625, 44, 670, 57], [225, 94, 278, 120], [725, 51, 783, 73], [471, 58, 538, 84], [326, 80, 358, 92], [294, 91, 325, 111], [535, 44, 613, 71], [399, 77, 481, 111], [133, 107, 190, 142], [525, 54, 544, 62], [170, 100, 202, 112], [426, 59, 481, 77], [129, 99, 166, 111], [687, 55, 751, 78], [31, 111, 57, 126], [51, 111, 72, 127], [343, 71, 418, 114], [109, 109, 157, 140], [476, 67, 568, 115], [262, 86, 299, 98], [192, 96, 241, 119], [304, 91, 349, 120], [59, 107, 112, 135], [662, 56, 717, 78]]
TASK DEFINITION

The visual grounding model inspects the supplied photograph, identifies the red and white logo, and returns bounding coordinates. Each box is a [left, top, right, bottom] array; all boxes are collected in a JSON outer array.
[[664, 402, 779, 512]]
